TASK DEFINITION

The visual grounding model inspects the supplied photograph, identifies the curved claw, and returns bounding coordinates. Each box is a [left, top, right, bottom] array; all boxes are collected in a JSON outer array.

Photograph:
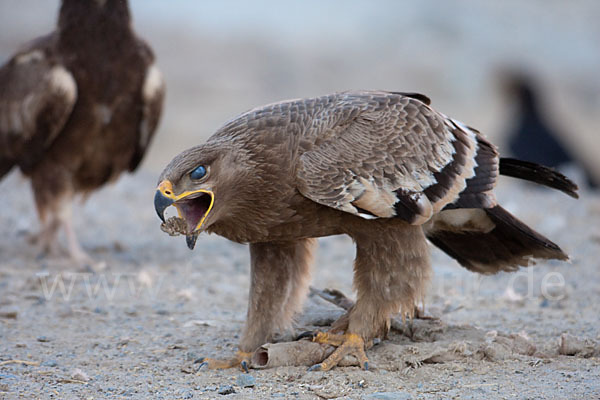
[[307, 363, 322, 372], [311, 332, 370, 371], [192, 351, 252, 372], [296, 331, 317, 341], [195, 361, 208, 371], [241, 360, 249, 373]]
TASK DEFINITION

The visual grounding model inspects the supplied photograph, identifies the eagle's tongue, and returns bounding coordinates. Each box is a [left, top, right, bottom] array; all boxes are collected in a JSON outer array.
[[176, 198, 208, 234]]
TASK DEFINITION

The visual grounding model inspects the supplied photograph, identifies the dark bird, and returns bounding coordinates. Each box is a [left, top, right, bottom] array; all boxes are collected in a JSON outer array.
[[503, 72, 597, 187], [0, 0, 165, 264], [154, 91, 577, 371]]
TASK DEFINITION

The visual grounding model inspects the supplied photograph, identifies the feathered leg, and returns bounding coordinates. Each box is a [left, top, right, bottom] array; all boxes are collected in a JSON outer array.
[[30, 179, 69, 258], [197, 238, 316, 371], [308, 223, 431, 371], [30, 174, 94, 266]]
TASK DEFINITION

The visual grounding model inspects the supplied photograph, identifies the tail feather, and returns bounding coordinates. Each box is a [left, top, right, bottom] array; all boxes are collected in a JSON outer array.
[[499, 157, 579, 198], [426, 205, 568, 274]]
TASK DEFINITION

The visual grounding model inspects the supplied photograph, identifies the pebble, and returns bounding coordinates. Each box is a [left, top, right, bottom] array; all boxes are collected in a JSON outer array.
[[218, 385, 236, 395], [363, 392, 413, 400], [42, 360, 58, 367], [236, 373, 256, 388], [0, 307, 18, 319], [71, 368, 90, 382], [94, 307, 108, 315], [37, 336, 51, 342]]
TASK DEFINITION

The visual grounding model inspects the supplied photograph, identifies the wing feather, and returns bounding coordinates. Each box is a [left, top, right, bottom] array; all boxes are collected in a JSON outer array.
[[128, 41, 165, 172], [296, 91, 496, 224], [0, 36, 76, 175]]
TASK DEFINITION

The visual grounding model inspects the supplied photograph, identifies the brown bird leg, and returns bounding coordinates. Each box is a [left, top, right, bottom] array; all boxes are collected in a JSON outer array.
[[30, 189, 66, 258], [61, 201, 96, 266], [31, 178, 95, 266], [308, 223, 431, 371], [198, 238, 315, 371]]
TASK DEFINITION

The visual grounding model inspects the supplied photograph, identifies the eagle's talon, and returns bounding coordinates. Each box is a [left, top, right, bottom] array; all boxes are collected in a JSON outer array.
[[241, 360, 249, 373], [307, 363, 322, 372], [296, 331, 317, 341], [195, 361, 208, 371], [192, 351, 252, 371], [307, 332, 370, 371]]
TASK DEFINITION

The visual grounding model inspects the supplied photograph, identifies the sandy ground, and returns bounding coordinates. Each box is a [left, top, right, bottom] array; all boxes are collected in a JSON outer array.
[[0, 168, 599, 399], [1, 2, 600, 399]]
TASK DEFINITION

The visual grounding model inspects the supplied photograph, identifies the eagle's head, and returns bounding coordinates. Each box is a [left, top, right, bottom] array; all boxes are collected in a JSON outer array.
[[154, 141, 254, 249]]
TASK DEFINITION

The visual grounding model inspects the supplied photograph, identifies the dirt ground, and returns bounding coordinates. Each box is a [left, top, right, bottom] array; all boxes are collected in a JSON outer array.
[[0, 168, 599, 399]]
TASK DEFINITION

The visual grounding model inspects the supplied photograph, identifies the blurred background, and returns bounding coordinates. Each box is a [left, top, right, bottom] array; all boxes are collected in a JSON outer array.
[[1, 0, 598, 184]]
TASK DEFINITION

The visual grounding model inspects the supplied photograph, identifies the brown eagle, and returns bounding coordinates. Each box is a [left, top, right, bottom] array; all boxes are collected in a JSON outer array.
[[0, 0, 164, 264], [154, 91, 577, 371]]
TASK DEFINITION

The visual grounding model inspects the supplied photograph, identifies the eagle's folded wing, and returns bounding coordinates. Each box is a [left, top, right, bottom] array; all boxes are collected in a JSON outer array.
[[0, 36, 77, 174], [296, 93, 498, 224]]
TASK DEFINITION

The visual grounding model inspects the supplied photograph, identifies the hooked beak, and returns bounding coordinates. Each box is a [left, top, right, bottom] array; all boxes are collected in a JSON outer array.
[[154, 180, 215, 250], [154, 182, 174, 223]]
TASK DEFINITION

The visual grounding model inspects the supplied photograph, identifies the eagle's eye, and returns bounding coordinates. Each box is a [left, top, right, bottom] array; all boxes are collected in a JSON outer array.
[[190, 165, 207, 180]]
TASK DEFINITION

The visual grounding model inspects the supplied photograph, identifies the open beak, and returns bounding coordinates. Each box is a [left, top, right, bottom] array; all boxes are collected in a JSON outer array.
[[154, 180, 215, 249]]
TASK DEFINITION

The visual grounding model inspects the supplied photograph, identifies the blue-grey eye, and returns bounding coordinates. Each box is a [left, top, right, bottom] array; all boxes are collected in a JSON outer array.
[[190, 165, 207, 180]]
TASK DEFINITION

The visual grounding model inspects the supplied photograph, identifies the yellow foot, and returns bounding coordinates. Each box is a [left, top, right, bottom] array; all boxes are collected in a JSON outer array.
[[194, 350, 253, 372], [307, 332, 369, 371]]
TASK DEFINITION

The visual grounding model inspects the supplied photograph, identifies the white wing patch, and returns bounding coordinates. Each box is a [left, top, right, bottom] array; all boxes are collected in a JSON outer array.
[[142, 64, 164, 102], [48, 66, 77, 104], [424, 208, 495, 233], [352, 176, 397, 218]]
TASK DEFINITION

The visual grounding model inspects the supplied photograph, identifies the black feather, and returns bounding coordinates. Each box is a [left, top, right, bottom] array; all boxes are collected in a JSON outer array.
[[499, 158, 579, 198]]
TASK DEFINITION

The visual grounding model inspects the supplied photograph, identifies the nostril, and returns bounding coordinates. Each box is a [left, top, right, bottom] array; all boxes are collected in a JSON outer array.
[[165, 190, 172, 195]]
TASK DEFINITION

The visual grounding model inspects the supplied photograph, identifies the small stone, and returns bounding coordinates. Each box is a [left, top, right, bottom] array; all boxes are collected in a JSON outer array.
[[42, 360, 58, 367], [236, 374, 256, 388], [124, 307, 137, 316], [363, 392, 413, 400], [218, 385, 235, 395], [559, 333, 597, 357], [37, 336, 51, 342], [71, 368, 90, 382], [94, 307, 107, 315], [0, 307, 18, 319]]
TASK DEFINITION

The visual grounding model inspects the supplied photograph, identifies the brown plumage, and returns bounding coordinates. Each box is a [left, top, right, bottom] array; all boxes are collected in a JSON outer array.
[[0, 0, 164, 263], [154, 90, 577, 371]]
